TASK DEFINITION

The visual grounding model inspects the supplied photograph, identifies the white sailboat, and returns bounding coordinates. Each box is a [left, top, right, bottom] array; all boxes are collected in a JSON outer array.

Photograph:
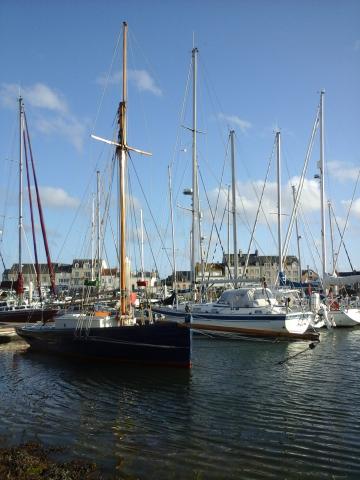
[[316, 91, 360, 327], [153, 56, 316, 340]]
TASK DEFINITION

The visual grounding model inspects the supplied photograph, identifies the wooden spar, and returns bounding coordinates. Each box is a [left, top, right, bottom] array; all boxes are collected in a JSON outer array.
[[118, 21, 128, 317], [92, 21, 151, 317]]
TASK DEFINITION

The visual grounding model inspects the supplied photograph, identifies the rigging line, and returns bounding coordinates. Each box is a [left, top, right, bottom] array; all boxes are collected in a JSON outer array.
[[127, 151, 172, 269], [233, 133, 277, 253], [203, 136, 230, 271], [298, 207, 322, 272], [244, 137, 276, 272], [198, 168, 228, 275], [128, 34, 153, 158], [198, 57, 228, 151], [333, 167, 360, 273], [143, 216, 159, 275], [23, 130, 42, 299], [128, 174, 140, 274], [207, 188, 232, 282], [127, 27, 165, 109], [55, 145, 112, 263], [170, 57, 193, 173], [91, 28, 122, 135], [329, 203, 354, 271], [0, 114, 17, 246], [99, 154, 116, 262]]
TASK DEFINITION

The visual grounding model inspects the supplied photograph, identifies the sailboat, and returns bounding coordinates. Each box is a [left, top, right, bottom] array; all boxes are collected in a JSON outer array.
[[0, 97, 58, 323], [16, 22, 192, 367], [315, 91, 360, 327], [153, 51, 315, 341]]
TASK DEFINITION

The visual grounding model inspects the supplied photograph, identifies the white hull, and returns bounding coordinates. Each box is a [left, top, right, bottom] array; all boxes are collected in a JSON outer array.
[[330, 308, 360, 327], [152, 307, 313, 336]]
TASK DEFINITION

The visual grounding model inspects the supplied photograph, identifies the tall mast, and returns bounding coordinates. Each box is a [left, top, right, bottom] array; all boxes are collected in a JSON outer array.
[[276, 130, 283, 284], [230, 130, 238, 287], [91, 21, 151, 314], [96, 170, 101, 287], [191, 46, 199, 290], [118, 21, 128, 316], [319, 90, 327, 279], [168, 165, 178, 300], [17, 96, 24, 302]]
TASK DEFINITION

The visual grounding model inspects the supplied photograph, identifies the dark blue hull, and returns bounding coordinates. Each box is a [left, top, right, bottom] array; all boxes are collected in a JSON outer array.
[[16, 321, 191, 368]]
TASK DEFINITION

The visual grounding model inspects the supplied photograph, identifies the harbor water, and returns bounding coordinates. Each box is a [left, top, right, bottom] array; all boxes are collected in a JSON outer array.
[[1, 329, 360, 479]]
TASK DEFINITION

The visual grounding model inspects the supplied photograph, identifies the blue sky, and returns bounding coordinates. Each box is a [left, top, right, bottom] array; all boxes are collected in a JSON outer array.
[[0, 0, 359, 278]]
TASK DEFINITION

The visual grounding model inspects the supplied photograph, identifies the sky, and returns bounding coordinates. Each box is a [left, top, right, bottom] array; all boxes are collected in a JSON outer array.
[[0, 0, 359, 279]]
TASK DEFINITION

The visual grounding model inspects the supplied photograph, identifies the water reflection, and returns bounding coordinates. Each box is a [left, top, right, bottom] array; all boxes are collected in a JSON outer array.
[[1, 334, 360, 478]]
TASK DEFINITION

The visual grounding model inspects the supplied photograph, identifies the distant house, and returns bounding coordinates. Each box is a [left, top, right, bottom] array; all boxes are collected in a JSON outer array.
[[223, 250, 300, 284], [301, 268, 319, 283]]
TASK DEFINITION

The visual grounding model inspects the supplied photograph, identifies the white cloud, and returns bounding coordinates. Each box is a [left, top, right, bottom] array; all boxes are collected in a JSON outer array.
[[37, 186, 80, 209], [342, 197, 360, 219], [36, 114, 86, 152], [218, 113, 252, 133], [0, 82, 86, 152], [96, 69, 162, 96], [0, 83, 68, 113], [327, 160, 360, 182], [207, 177, 320, 227]]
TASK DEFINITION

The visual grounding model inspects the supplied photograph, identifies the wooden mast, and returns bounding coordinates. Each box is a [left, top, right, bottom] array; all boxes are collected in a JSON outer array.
[[118, 21, 128, 317], [91, 21, 152, 318]]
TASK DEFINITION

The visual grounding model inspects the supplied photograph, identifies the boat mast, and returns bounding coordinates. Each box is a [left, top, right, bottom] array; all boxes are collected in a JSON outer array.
[[191, 46, 199, 291], [92, 21, 151, 315], [96, 170, 101, 288], [230, 130, 238, 287], [276, 130, 283, 284], [319, 90, 327, 279], [118, 21, 128, 316], [17, 96, 24, 303]]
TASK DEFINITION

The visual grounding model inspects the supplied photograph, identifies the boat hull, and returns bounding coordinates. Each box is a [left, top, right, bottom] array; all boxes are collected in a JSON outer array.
[[330, 309, 360, 327], [15, 321, 191, 368], [152, 307, 313, 336]]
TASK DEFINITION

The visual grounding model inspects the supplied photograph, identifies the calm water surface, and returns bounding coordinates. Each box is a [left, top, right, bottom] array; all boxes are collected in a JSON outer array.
[[1, 329, 360, 479]]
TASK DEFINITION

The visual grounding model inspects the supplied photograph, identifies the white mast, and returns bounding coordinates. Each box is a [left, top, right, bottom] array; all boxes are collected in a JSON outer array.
[[140, 208, 144, 281], [96, 170, 101, 287], [191, 46, 199, 290], [319, 90, 327, 279], [18, 96, 24, 303], [230, 130, 238, 287], [276, 131, 283, 284]]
